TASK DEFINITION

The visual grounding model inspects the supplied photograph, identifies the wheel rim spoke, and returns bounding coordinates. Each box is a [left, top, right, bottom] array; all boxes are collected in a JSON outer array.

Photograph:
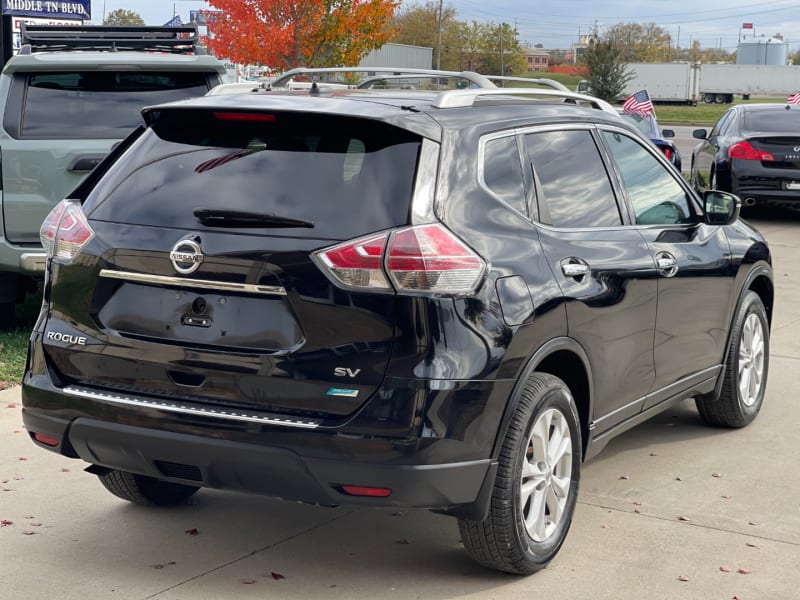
[[520, 407, 573, 543], [739, 314, 765, 407]]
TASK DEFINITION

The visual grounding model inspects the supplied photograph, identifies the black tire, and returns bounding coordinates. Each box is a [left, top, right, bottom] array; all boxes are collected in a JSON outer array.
[[459, 373, 581, 574], [97, 470, 200, 506], [696, 291, 769, 427]]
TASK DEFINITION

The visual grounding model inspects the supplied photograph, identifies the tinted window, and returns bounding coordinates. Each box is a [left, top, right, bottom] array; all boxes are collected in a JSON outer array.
[[525, 129, 621, 228], [618, 112, 654, 137], [483, 136, 526, 215], [601, 131, 693, 225], [710, 110, 734, 137], [85, 110, 421, 241], [21, 72, 211, 139], [744, 109, 800, 132]]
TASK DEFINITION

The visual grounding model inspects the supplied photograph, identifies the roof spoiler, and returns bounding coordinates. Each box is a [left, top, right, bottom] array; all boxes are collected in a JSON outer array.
[[19, 23, 207, 55]]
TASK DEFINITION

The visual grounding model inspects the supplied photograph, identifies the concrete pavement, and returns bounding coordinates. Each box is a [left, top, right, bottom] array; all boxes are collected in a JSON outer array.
[[2, 213, 800, 599]]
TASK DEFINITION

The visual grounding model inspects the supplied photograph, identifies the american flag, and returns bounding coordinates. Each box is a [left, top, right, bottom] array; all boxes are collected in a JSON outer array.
[[622, 89, 654, 117], [788, 93, 800, 105]]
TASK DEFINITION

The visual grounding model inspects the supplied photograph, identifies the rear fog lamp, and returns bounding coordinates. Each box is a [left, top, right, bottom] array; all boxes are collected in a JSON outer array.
[[32, 432, 59, 447], [338, 485, 393, 498]]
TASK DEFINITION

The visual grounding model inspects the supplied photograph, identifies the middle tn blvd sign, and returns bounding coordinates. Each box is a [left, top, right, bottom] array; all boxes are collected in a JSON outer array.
[[2, 0, 91, 21]]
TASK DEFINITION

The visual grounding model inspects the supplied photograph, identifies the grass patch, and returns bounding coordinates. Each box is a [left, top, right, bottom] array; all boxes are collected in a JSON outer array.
[[654, 96, 787, 126], [0, 289, 42, 388]]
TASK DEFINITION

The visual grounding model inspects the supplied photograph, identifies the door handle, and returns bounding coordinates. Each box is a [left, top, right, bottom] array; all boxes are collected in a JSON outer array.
[[67, 155, 106, 173], [655, 252, 678, 277], [561, 260, 590, 279]]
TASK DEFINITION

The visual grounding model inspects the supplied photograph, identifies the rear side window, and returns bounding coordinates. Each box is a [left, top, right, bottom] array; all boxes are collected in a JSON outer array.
[[16, 72, 212, 139], [743, 109, 800, 133], [482, 135, 527, 215], [525, 129, 621, 228], [85, 110, 422, 240]]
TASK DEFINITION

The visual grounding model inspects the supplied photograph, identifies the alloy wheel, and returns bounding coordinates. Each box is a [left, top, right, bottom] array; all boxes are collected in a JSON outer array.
[[738, 313, 765, 407]]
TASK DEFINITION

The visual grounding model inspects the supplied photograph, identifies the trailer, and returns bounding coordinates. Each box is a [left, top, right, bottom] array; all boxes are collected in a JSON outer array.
[[622, 63, 800, 104]]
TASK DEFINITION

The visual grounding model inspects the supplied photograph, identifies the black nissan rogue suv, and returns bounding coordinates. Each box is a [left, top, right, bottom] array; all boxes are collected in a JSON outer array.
[[22, 86, 773, 574]]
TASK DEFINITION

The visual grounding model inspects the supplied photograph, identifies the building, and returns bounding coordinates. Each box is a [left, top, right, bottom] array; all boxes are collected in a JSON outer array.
[[523, 47, 550, 72]]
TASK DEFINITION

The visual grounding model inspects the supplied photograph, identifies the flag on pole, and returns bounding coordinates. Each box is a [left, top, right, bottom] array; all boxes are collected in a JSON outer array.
[[163, 15, 183, 27], [622, 89, 654, 117], [788, 93, 800, 105]]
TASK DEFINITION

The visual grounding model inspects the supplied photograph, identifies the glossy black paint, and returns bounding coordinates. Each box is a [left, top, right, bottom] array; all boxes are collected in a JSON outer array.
[[691, 103, 800, 207], [22, 91, 775, 514]]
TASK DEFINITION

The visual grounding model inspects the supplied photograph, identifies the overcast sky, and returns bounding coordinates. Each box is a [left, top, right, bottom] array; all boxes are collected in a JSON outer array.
[[95, 0, 800, 52]]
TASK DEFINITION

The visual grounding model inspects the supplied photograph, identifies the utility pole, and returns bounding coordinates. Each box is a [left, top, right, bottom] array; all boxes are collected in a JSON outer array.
[[436, 0, 443, 70], [499, 23, 505, 80]]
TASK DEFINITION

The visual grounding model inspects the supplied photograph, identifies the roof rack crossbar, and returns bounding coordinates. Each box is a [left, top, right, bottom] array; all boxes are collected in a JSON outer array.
[[20, 23, 203, 55], [269, 67, 496, 90], [432, 89, 618, 115]]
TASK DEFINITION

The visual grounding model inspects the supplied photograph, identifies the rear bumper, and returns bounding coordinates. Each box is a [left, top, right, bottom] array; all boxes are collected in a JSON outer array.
[[22, 408, 496, 512]]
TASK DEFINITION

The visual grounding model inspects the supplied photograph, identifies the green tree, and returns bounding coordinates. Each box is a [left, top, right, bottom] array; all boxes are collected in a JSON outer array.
[[392, 1, 460, 69], [103, 9, 145, 26], [582, 39, 632, 102], [790, 50, 800, 65], [605, 22, 672, 62], [479, 22, 526, 75]]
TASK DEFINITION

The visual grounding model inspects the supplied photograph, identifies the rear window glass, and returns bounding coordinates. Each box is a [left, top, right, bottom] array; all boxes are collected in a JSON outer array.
[[743, 109, 800, 133], [85, 110, 422, 240], [21, 72, 211, 139]]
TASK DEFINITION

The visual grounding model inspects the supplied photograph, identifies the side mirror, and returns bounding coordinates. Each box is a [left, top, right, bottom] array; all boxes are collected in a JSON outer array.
[[704, 190, 741, 225], [661, 129, 675, 138], [692, 128, 708, 140]]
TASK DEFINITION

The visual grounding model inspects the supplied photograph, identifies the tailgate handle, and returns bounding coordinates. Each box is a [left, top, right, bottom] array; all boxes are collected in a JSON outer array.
[[67, 155, 106, 173]]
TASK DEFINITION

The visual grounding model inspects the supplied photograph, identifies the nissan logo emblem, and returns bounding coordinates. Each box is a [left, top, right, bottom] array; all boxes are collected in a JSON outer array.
[[170, 239, 204, 275]]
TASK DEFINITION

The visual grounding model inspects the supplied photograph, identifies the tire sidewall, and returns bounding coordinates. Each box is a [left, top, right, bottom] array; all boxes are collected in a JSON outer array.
[[510, 383, 581, 565]]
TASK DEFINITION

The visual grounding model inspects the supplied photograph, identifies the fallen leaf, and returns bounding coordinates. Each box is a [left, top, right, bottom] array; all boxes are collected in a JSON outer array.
[[634, 508, 641, 514], [184, 528, 199, 536], [1, 519, 12, 527], [738, 568, 750, 575], [649, 452, 657, 456], [677, 575, 690, 582], [18, 457, 27, 461], [25, 515, 34, 519], [720, 566, 732, 573], [712, 472, 722, 478], [619, 475, 630, 480], [675, 477, 683, 481], [22, 530, 36, 536], [678, 516, 691, 522], [13, 430, 20, 434], [240, 579, 257, 585], [748, 521, 759, 526], [152, 561, 176, 570], [721, 495, 732, 499], [6, 403, 16, 408], [745, 542, 759, 548], [632, 501, 642, 506], [30, 523, 41, 527], [600, 524, 608, 529], [270, 572, 285, 581], [60, 468, 70, 473]]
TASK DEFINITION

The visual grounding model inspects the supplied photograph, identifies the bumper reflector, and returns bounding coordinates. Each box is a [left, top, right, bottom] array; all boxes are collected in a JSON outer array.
[[339, 485, 393, 498], [33, 432, 59, 447]]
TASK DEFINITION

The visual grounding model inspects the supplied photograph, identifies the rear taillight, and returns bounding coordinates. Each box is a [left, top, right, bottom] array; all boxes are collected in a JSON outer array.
[[313, 223, 486, 296], [729, 141, 774, 162], [40, 200, 95, 260]]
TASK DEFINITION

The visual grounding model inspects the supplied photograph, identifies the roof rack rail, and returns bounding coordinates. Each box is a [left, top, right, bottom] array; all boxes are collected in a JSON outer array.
[[484, 75, 570, 92], [269, 67, 496, 90], [19, 23, 206, 55], [433, 88, 619, 115]]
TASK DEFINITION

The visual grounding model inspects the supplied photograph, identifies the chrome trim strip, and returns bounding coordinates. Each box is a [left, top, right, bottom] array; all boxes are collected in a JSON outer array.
[[99, 269, 287, 296], [63, 385, 320, 429]]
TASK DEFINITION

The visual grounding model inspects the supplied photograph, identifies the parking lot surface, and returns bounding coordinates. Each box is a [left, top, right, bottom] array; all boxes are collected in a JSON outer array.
[[2, 211, 799, 600]]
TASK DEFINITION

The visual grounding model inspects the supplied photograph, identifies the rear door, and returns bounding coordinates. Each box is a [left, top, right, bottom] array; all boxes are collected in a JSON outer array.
[[524, 126, 659, 433], [0, 70, 214, 243], [45, 108, 423, 419]]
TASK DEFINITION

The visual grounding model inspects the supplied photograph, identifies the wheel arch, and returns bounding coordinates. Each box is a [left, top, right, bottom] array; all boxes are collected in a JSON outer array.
[[493, 337, 593, 461]]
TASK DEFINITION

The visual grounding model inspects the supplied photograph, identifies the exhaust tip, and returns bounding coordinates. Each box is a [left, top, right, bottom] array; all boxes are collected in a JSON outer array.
[[744, 197, 757, 207]]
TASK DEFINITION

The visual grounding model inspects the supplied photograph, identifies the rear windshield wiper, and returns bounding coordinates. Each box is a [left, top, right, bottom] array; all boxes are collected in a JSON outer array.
[[194, 209, 314, 229]]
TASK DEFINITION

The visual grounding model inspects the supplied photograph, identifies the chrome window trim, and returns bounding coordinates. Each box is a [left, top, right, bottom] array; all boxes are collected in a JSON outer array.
[[99, 269, 287, 296]]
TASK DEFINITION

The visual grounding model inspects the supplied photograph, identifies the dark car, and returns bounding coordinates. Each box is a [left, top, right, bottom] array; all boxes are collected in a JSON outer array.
[[691, 103, 800, 209], [22, 85, 773, 575], [617, 109, 682, 170]]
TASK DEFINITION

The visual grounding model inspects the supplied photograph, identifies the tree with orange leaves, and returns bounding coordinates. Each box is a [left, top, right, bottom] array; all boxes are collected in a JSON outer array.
[[204, 0, 400, 70]]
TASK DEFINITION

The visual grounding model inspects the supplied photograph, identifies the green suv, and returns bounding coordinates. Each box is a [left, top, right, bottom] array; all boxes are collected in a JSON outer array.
[[0, 24, 225, 326]]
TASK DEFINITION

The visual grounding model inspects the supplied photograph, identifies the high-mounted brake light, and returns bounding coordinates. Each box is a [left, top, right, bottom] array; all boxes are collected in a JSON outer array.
[[729, 141, 774, 162], [213, 112, 276, 123], [313, 223, 486, 296], [40, 200, 94, 260]]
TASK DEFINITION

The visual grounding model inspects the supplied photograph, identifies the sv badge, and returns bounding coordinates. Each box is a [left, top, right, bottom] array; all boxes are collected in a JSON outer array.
[[334, 367, 361, 378]]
